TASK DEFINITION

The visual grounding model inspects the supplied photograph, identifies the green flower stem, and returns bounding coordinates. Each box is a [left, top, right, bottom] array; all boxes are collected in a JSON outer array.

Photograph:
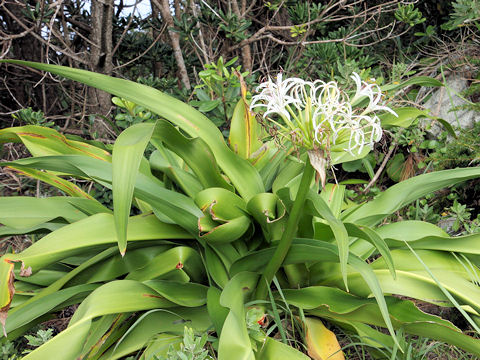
[[255, 157, 316, 299]]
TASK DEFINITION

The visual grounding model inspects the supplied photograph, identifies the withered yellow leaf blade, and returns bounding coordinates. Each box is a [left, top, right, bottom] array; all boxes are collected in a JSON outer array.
[[305, 317, 345, 360]]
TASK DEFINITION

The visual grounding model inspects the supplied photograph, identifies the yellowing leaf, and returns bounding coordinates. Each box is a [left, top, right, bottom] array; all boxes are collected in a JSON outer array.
[[305, 317, 344, 360]]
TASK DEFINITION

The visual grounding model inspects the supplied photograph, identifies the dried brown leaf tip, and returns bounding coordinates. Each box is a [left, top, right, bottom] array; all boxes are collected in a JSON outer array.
[[19, 262, 32, 277]]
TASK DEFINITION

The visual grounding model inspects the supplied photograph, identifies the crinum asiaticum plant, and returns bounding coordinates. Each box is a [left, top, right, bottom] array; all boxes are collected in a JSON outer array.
[[0, 60, 480, 359]]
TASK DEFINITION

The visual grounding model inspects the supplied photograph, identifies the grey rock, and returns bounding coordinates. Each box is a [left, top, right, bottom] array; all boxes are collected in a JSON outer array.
[[437, 216, 456, 234], [423, 75, 479, 138]]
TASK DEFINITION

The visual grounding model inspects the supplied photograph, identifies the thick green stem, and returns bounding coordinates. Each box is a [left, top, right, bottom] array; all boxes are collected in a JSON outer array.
[[255, 157, 316, 299]]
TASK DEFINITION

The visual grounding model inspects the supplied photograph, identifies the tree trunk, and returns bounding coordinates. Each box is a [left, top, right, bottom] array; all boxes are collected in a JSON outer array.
[[150, 0, 164, 78], [155, 0, 191, 90], [231, 0, 252, 72], [90, 0, 114, 136]]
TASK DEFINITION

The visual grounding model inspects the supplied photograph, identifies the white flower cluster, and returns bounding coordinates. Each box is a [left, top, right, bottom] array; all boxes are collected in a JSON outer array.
[[250, 72, 397, 155]]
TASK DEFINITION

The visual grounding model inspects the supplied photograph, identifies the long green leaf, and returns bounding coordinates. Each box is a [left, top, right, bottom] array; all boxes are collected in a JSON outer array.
[[151, 120, 232, 191], [256, 337, 310, 359], [0, 197, 108, 229], [306, 191, 349, 290], [0, 125, 111, 161], [344, 167, 480, 226], [1, 60, 264, 200], [23, 280, 177, 360], [7, 165, 95, 199], [112, 123, 155, 255], [218, 272, 258, 360], [282, 286, 480, 355], [126, 247, 205, 283], [228, 98, 262, 159], [7, 155, 202, 232], [102, 308, 211, 360], [231, 240, 399, 348], [5, 284, 99, 335]]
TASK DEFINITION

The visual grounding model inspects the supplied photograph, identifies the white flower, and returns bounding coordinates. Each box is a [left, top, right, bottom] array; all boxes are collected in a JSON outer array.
[[250, 73, 301, 121], [345, 114, 383, 154], [250, 72, 396, 155], [350, 72, 398, 117]]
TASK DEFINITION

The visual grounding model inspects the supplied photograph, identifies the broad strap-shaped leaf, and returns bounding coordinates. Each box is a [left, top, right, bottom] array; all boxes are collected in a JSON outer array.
[[100, 308, 211, 360], [69, 245, 170, 285], [344, 223, 395, 279], [0, 196, 109, 229], [380, 76, 443, 92], [230, 239, 399, 348], [306, 191, 349, 290], [379, 107, 456, 138], [282, 286, 480, 355], [379, 107, 431, 128], [204, 245, 230, 288], [1, 60, 264, 201], [0, 213, 191, 327], [228, 98, 262, 159], [152, 120, 233, 191], [7, 166, 95, 199], [143, 280, 208, 307], [7, 155, 202, 232], [257, 145, 287, 191], [319, 183, 345, 219], [126, 247, 205, 283], [0, 223, 64, 237], [150, 149, 203, 198], [5, 284, 99, 336], [344, 167, 480, 226], [376, 220, 480, 255], [0, 125, 111, 161], [112, 123, 155, 255], [23, 280, 177, 360], [218, 272, 258, 360], [207, 287, 229, 336], [255, 337, 310, 359]]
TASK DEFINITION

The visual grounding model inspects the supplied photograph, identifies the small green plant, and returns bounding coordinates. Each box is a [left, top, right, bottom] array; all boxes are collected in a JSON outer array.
[[394, 4, 426, 27], [21, 2, 54, 22], [190, 57, 249, 129], [390, 62, 416, 83], [112, 97, 156, 130], [217, 11, 251, 42], [23, 329, 54, 354], [447, 200, 473, 233], [12, 108, 55, 128], [287, 2, 324, 25], [155, 327, 212, 360], [0, 341, 18, 360], [429, 122, 480, 170], [405, 197, 441, 224], [290, 24, 307, 38], [442, 0, 480, 30]]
